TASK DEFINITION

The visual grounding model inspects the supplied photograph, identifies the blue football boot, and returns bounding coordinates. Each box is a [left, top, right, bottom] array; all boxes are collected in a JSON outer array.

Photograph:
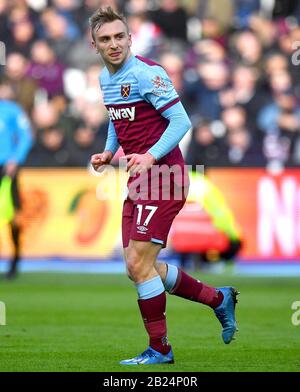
[[214, 286, 239, 344], [120, 346, 174, 365]]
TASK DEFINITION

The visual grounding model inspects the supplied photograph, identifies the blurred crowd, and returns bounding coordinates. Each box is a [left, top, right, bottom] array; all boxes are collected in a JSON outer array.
[[1, 0, 300, 169]]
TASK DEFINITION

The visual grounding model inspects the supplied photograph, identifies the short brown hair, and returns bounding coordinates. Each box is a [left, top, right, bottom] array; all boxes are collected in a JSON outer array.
[[89, 6, 129, 40]]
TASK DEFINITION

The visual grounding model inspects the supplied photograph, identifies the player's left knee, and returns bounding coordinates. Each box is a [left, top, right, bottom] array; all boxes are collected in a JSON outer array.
[[126, 259, 143, 281]]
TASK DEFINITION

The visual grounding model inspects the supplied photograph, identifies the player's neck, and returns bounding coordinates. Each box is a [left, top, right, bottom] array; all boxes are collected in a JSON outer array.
[[106, 52, 133, 75]]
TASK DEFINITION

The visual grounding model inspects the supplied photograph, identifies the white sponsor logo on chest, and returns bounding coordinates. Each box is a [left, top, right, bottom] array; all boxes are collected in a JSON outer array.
[[108, 106, 136, 121]]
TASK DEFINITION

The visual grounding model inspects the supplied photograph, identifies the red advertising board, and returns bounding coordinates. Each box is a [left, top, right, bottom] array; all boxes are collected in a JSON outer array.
[[1, 168, 300, 261], [207, 168, 300, 260]]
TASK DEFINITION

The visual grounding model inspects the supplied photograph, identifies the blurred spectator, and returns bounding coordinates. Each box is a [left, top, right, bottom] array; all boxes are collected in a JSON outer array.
[[128, 12, 162, 58], [51, 0, 81, 39], [268, 69, 294, 97], [264, 52, 289, 77], [290, 137, 300, 166], [186, 61, 229, 120], [40, 7, 76, 62], [7, 13, 37, 55], [272, 0, 299, 19], [97, 0, 122, 12], [69, 121, 106, 167], [31, 99, 76, 140], [200, 17, 229, 48], [222, 106, 266, 166], [249, 15, 278, 50], [0, 0, 9, 42], [284, 28, 300, 91], [234, 0, 260, 29], [159, 52, 185, 97], [194, 0, 234, 33], [220, 64, 269, 131], [185, 39, 227, 70], [231, 30, 263, 69], [65, 26, 100, 69], [0, 80, 33, 278], [159, 51, 194, 117], [70, 64, 104, 116], [26, 126, 71, 167], [75, 0, 118, 32], [0, 80, 15, 101], [185, 119, 227, 168], [1, 52, 37, 114], [258, 91, 300, 136], [84, 64, 104, 103], [80, 102, 109, 135], [26, 40, 65, 98], [125, 0, 150, 14], [295, 2, 300, 24], [149, 0, 188, 45], [31, 101, 60, 132], [221, 105, 248, 132], [52, 94, 78, 137], [225, 127, 266, 167]]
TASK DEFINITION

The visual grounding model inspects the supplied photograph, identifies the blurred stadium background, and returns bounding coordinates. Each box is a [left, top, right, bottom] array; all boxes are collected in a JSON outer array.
[[1, 0, 300, 372]]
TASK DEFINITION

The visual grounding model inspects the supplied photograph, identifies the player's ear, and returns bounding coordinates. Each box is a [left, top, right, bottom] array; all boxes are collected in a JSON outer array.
[[91, 39, 97, 51], [128, 34, 132, 48]]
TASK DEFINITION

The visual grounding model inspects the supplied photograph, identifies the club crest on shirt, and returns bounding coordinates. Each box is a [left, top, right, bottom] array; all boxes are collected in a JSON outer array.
[[121, 84, 131, 99], [151, 76, 169, 96]]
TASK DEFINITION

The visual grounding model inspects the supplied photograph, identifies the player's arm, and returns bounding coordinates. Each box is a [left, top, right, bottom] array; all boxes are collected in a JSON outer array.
[[104, 120, 120, 156], [126, 64, 191, 174], [91, 120, 120, 171], [148, 101, 191, 161], [141, 64, 192, 161], [6, 109, 33, 177]]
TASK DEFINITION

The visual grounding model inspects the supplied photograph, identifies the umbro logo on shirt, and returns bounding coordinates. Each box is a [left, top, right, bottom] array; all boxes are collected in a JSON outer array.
[[137, 226, 148, 233], [108, 106, 136, 121]]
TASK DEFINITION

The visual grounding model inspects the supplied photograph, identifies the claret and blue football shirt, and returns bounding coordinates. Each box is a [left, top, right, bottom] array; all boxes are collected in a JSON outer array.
[[100, 55, 191, 165]]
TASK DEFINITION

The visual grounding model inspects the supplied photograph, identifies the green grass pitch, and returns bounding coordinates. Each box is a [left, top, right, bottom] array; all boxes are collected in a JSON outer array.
[[0, 272, 299, 372]]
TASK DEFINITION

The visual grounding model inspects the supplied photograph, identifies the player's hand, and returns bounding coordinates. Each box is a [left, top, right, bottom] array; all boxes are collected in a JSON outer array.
[[90, 151, 113, 172], [124, 152, 156, 176], [4, 161, 18, 178]]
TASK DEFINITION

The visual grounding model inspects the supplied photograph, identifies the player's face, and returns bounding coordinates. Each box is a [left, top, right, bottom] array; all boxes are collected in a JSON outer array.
[[92, 20, 132, 73]]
